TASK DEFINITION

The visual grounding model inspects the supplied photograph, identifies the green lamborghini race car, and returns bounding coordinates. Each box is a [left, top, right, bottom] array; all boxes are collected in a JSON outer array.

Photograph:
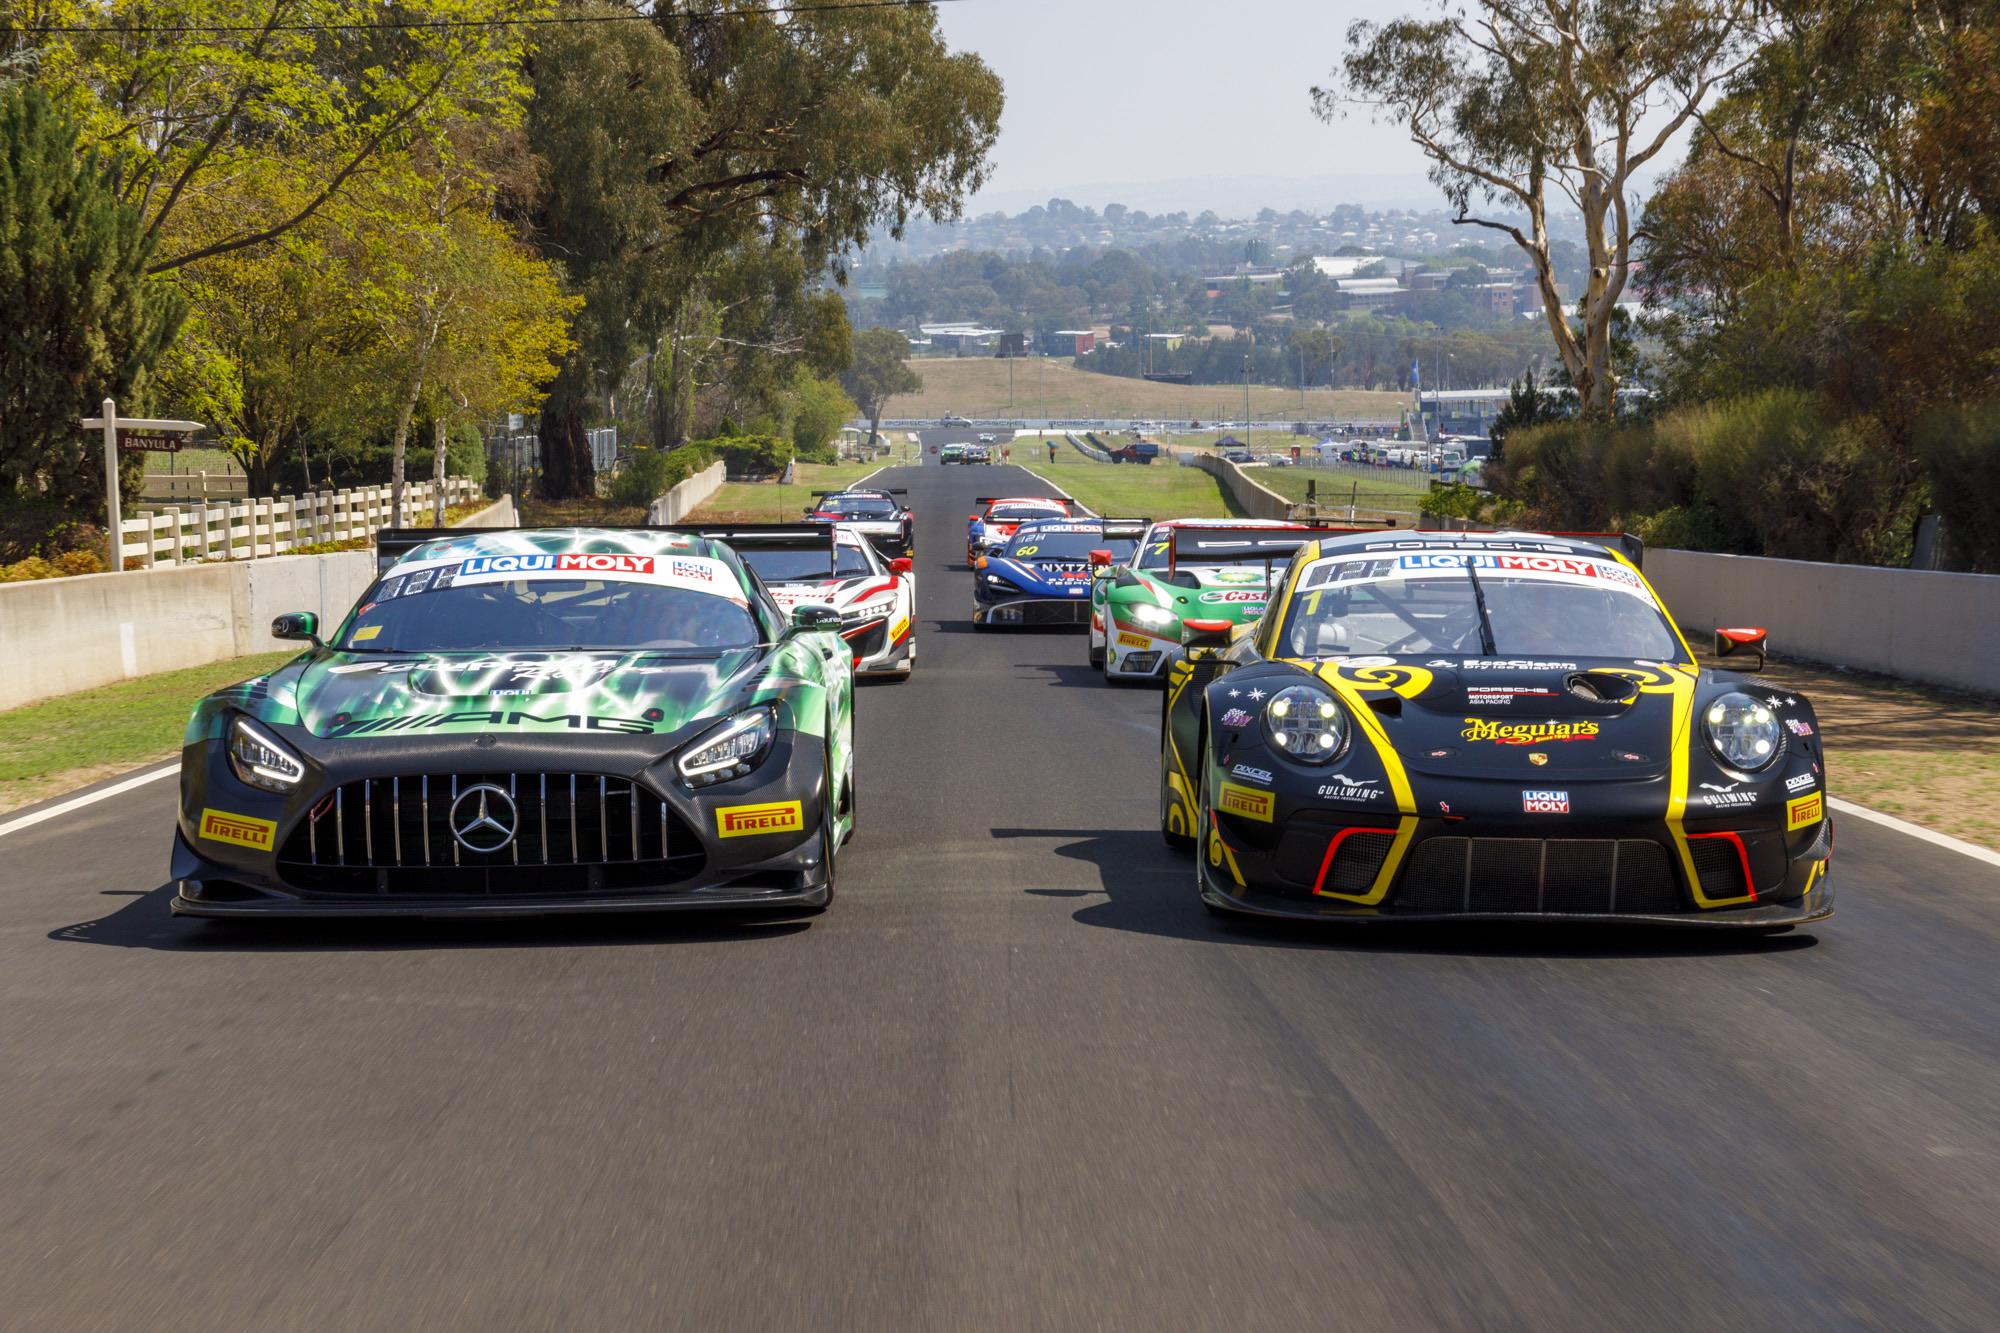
[[169, 527, 855, 918]]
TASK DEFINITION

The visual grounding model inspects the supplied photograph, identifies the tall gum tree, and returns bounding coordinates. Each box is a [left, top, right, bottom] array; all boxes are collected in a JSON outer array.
[[1324, 0, 1752, 416]]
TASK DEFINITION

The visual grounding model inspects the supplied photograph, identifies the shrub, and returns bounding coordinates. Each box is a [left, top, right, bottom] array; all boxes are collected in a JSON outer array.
[[0, 555, 58, 581], [606, 450, 676, 508], [707, 433, 792, 479], [1915, 400, 2000, 573]]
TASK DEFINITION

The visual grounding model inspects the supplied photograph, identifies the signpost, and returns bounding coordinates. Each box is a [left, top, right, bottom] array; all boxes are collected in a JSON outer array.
[[80, 398, 206, 572]]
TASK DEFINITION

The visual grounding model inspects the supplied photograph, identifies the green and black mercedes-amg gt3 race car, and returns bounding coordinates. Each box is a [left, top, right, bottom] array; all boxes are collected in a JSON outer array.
[[1162, 528, 1834, 928], [170, 527, 855, 918]]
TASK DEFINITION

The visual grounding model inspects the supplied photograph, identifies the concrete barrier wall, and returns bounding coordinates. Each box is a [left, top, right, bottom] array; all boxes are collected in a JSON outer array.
[[1645, 548, 2000, 696], [1179, 450, 1291, 520], [0, 494, 520, 711], [648, 461, 727, 524]]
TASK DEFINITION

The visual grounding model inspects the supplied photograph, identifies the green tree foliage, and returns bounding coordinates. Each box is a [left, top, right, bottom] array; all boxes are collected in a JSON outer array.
[[1914, 403, 2000, 574], [0, 85, 183, 520], [1487, 370, 1568, 458], [840, 328, 922, 444], [1328, 1, 1753, 416], [789, 375, 857, 462], [526, 1, 1002, 498]]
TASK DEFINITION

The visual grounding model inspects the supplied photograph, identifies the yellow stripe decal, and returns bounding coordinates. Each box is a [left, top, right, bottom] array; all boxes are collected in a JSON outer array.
[[1661, 669, 1756, 908]]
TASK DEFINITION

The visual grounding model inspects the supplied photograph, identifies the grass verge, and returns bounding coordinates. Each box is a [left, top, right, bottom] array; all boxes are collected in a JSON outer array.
[[687, 458, 914, 522], [1021, 452, 1241, 519], [884, 358, 1407, 423], [0, 652, 297, 815]]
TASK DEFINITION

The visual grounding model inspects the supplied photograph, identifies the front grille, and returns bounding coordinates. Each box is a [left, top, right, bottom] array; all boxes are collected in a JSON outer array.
[[276, 772, 705, 897], [843, 617, 890, 659], [1273, 816, 1395, 893], [1393, 837, 1686, 915], [1688, 835, 1750, 900]]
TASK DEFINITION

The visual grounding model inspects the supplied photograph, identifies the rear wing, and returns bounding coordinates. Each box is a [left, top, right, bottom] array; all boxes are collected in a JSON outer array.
[[1098, 517, 1151, 540], [374, 526, 512, 572], [811, 488, 906, 499], [1413, 523, 1646, 569], [654, 522, 834, 553], [974, 495, 1076, 509], [1169, 526, 1357, 570]]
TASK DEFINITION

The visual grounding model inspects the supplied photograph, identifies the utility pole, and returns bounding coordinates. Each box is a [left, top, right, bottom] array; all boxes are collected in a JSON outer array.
[[1243, 353, 1251, 428]]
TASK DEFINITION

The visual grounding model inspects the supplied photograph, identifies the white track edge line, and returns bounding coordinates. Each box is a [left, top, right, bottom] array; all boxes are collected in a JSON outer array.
[[1828, 796, 2000, 868], [0, 763, 180, 841]]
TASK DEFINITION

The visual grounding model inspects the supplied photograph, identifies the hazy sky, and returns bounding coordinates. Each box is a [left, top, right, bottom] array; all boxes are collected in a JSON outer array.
[[935, 0, 1435, 213]]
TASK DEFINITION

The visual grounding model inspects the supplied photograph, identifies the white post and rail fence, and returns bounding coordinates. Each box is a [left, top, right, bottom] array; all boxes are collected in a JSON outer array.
[[116, 477, 485, 569]]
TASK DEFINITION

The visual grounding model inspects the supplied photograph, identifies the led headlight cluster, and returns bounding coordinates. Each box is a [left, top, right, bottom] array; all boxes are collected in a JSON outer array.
[[1126, 602, 1177, 628], [1263, 684, 1346, 763], [1701, 692, 1781, 771], [676, 707, 777, 787], [227, 716, 305, 791]]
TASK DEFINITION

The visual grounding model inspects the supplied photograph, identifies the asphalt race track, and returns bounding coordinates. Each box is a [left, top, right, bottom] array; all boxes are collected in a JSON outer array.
[[4, 441, 2000, 1330]]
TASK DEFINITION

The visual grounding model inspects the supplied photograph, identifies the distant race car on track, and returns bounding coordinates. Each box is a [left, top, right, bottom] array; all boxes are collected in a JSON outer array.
[[687, 523, 916, 679], [939, 443, 969, 465], [966, 495, 1076, 565], [802, 487, 913, 558], [972, 517, 1144, 628], [1160, 527, 1833, 927], [169, 527, 856, 918], [1092, 519, 1345, 682]]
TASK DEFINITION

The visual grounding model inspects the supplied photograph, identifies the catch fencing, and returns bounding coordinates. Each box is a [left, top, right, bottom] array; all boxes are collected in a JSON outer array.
[[118, 478, 483, 569]]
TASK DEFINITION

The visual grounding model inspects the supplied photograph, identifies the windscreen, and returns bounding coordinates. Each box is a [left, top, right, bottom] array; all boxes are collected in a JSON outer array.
[[342, 566, 760, 653], [1004, 528, 1137, 560], [818, 496, 895, 517], [1280, 549, 1681, 660], [739, 543, 873, 583]]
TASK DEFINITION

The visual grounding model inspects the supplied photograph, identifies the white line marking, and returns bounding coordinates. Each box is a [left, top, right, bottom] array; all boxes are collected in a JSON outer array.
[[0, 764, 181, 842], [1828, 797, 2000, 869]]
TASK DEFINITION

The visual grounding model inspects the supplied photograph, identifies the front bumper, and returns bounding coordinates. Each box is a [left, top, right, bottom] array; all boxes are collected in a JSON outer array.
[[1106, 626, 1179, 678], [973, 591, 1093, 626], [1196, 797, 1836, 928], [170, 727, 832, 918]]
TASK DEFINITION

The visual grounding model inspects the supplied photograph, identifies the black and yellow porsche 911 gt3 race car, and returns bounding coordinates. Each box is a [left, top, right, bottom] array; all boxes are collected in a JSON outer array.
[[1160, 529, 1834, 927]]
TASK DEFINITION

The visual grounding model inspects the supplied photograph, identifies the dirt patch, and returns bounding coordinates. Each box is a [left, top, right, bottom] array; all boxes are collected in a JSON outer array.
[[1697, 650, 2000, 852]]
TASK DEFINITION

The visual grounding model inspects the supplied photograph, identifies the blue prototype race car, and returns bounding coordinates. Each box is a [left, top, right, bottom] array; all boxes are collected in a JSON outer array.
[[973, 518, 1144, 627]]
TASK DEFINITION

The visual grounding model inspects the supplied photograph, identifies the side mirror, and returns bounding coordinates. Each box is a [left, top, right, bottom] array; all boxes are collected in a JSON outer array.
[[1088, 549, 1113, 567], [802, 507, 817, 517], [975, 555, 989, 570], [1714, 626, 1767, 672], [1182, 617, 1234, 658], [792, 604, 842, 632], [889, 557, 913, 575], [967, 514, 982, 522], [272, 611, 321, 647]]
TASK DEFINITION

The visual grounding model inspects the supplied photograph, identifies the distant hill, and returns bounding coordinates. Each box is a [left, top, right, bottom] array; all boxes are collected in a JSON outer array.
[[884, 358, 1407, 422]]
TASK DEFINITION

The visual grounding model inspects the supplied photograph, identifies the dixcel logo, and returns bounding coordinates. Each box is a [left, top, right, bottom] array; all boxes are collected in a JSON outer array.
[[1216, 781, 1274, 823], [199, 808, 276, 851], [715, 800, 805, 838], [1522, 789, 1570, 814], [1785, 772, 1818, 794], [1231, 764, 1273, 785], [1460, 718, 1600, 745]]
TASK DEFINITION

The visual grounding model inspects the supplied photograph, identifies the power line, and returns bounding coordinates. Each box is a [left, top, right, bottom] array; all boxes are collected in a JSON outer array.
[[18, 0, 966, 38]]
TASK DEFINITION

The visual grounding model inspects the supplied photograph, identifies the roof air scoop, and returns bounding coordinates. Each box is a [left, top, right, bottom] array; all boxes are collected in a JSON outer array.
[[1566, 670, 1640, 704]]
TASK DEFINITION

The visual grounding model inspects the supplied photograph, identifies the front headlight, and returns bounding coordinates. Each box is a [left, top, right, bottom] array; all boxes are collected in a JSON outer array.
[[853, 595, 896, 617], [1702, 692, 1782, 772], [228, 716, 305, 791], [1128, 601, 1177, 628], [676, 706, 777, 787], [1263, 684, 1346, 764]]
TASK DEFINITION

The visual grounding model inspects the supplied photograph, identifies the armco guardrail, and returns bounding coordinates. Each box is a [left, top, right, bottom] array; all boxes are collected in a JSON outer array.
[[120, 478, 482, 568], [1177, 449, 1292, 520], [0, 495, 515, 712], [1645, 549, 2000, 696]]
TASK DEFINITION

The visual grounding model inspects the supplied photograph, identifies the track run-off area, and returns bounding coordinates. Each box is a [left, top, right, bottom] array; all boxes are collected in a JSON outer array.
[[4, 439, 2000, 1329]]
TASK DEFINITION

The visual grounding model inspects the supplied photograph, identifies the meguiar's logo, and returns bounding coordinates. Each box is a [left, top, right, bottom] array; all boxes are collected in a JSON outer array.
[[715, 800, 805, 838], [199, 808, 276, 851], [1216, 781, 1274, 823], [1460, 718, 1600, 746]]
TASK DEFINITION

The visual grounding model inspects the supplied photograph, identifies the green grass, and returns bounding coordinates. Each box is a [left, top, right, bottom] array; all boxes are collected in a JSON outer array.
[[0, 652, 297, 814], [144, 446, 243, 475], [1026, 451, 1241, 519], [1249, 466, 1433, 513], [690, 457, 916, 522]]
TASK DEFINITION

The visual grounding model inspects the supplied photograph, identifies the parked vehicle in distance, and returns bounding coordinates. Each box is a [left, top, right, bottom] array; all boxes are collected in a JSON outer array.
[[940, 414, 972, 427]]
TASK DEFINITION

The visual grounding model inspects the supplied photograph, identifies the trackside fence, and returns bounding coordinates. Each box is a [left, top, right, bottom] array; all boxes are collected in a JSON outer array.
[[119, 478, 483, 569]]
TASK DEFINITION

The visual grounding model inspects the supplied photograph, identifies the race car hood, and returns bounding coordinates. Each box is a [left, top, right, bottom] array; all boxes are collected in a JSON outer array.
[[1121, 566, 1280, 621], [284, 650, 761, 739], [764, 576, 898, 615], [1314, 657, 1682, 784]]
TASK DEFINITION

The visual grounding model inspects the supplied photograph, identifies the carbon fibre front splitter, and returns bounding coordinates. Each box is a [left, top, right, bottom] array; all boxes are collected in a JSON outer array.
[[1195, 858, 1835, 928], [171, 880, 831, 919]]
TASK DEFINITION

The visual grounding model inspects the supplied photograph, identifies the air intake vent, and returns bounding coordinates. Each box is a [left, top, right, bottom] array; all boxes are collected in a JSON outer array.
[[1567, 671, 1640, 704]]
